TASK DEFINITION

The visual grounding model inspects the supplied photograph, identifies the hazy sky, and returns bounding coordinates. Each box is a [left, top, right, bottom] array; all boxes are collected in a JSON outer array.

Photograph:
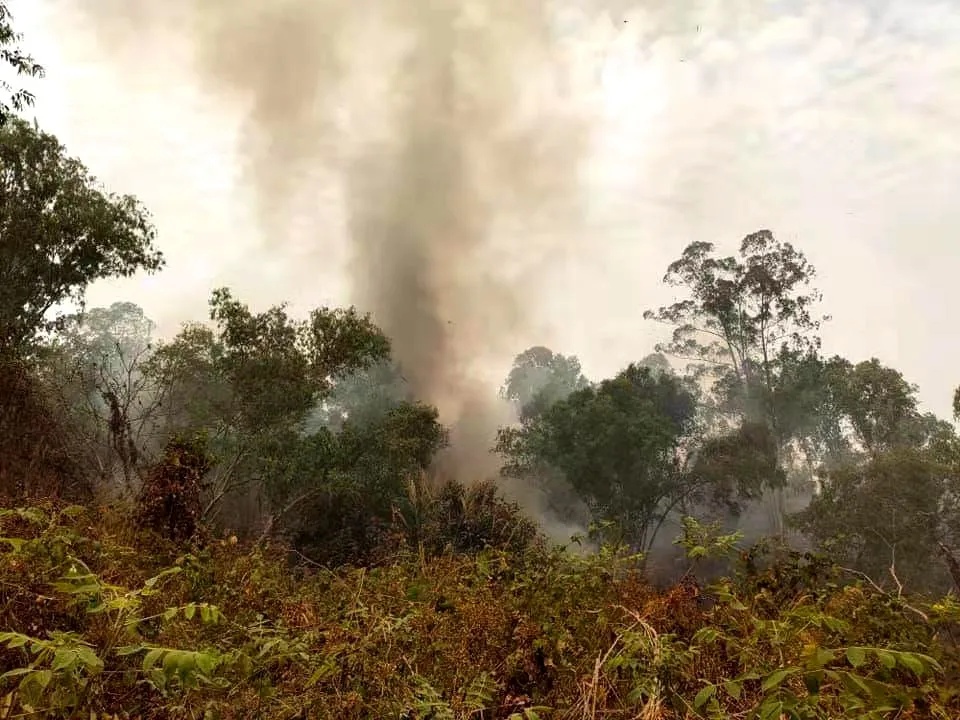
[[6, 0, 960, 419]]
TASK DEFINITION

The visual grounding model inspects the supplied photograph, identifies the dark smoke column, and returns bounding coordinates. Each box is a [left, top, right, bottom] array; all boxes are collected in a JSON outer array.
[[345, 3, 585, 481], [64, 0, 589, 482]]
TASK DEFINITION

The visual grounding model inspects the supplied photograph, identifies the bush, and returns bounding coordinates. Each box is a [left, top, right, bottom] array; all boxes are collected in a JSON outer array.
[[411, 477, 542, 557], [0, 359, 92, 503], [134, 435, 212, 543], [288, 487, 398, 568], [1, 499, 958, 718]]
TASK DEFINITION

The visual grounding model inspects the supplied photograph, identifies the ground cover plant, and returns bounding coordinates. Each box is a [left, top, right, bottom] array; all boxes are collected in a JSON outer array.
[[2, 500, 959, 719]]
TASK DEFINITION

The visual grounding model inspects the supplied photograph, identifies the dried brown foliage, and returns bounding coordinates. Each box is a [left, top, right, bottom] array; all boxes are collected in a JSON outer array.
[[134, 436, 211, 543]]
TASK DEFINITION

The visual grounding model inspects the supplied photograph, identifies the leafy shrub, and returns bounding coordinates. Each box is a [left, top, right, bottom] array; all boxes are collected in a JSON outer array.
[[135, 435, 212, 543], [1, 499, 958, 718], [409, 477, 542, 558], [0, 359, 92, 502], [288, 486, 397, 568]]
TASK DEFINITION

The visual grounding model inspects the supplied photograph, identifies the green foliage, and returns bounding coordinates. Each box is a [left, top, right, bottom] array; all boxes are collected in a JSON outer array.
[[498, 363, 696, 550], [278, 400, 450, 563], [0, 3, 44, 123], [501, 346, 590, 422], [0, 118, 163, 356], [403, 477, 542, 558], [0, 358, 93, 501], [644, 229, 826, 430], [0, 501, 957, 718], [499, 363, 776, 552], [675, 516, 744, 563], [689, 421, 786, 512], [794, 446, 960, 594], [144, 288, 396, 528]]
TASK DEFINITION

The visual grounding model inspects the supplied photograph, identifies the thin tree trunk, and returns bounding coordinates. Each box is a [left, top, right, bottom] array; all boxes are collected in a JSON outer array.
[[938, 542, 960, 594]]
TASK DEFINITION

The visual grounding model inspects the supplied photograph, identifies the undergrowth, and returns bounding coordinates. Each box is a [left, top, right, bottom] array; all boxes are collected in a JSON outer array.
[[1, 501, 959, 719]]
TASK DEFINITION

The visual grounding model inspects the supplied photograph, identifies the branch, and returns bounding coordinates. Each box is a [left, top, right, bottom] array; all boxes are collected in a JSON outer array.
[[201, 450, 248, 520], [837, 566, 929, 621], [258, 476, 331, 545], [645, 317, 730, 343]]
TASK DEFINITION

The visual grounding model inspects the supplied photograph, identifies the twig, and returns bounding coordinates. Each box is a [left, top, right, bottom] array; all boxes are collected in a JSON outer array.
[[838, 566, 928, 621]]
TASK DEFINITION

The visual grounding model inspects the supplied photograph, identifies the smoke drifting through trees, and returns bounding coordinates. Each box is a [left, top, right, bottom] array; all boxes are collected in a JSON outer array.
[[69, 1, 589, 482]]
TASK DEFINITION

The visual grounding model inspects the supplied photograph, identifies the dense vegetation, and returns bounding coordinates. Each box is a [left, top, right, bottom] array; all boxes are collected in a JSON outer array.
[[3, 502, 960, 719], [3, 7, 960, 718]]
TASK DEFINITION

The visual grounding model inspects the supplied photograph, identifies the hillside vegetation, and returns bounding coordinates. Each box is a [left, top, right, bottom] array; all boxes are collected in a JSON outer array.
[[2, 500, 959, 719], [4, 6, 960, 718]]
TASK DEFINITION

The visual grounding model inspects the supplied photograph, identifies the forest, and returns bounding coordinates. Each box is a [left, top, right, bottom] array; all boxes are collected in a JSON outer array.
[[3, 5, 960, 719]]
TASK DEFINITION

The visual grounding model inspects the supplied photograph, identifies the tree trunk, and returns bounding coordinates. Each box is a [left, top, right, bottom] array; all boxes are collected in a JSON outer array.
[[938, 542, 960, 594]]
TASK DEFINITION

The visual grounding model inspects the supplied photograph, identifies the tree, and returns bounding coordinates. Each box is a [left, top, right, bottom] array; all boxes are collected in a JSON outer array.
[[644, 230, 827, 432], [645, 231, 829, 535], [43, 302, 166, 498], [308, 357, 412, 434], [258, 401, 449, 562], [788, 358, 960, 593], [638, 351, 672, 375], [688, 421, 785, 514], [778, 354, 939, 463], [0, 355, 93, 501], [0, 118, 163, 356], [830, 358, 926, 455], [145, 288, 396, 529], [794, 445, 960, 594], [501, 345, 590, 422], [0, 4, 43, 123], [498, 363, 705, 551]]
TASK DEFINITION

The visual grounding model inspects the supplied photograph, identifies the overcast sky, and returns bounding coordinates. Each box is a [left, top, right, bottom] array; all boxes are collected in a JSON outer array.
[[7, 0, 960, 419]]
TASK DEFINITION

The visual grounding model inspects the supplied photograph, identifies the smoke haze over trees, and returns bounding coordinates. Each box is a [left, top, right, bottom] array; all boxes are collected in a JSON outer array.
[[3, 4, 960, 716], [0, 0, 959, 592]]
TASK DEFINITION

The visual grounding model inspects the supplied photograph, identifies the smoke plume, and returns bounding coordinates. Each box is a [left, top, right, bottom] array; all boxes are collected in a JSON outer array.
[[70, 0, 590, 480]]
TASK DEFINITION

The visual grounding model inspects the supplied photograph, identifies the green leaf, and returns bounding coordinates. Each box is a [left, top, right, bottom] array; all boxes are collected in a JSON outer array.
[[845, 647, 867, 668], [28, 669, 52, 690], [142, 648, 165, 672], [0, 537, 24, 551], [694, 683, 717, 708], [163, 650, 186, 677], [144, 567, 181, 589], [838, 670, 873, 698], [115, 645, 144, 656], [74, 646, 103, 672], [194, 652, 219, 676], [874, 650, 896, 670], [51, 648, 77, 672], [758, 698, 784, 720], [896, 653, 925, 677], [0, 633, 29, 649], [723, 680, 742, 699], [761, 667, 798, 692], [692, 627, 721, 644]]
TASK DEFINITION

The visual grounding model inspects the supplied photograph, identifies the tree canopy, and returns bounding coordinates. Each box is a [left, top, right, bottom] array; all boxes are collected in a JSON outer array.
[[0, 4, 43, 123], [0, 119, 163, 356]]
